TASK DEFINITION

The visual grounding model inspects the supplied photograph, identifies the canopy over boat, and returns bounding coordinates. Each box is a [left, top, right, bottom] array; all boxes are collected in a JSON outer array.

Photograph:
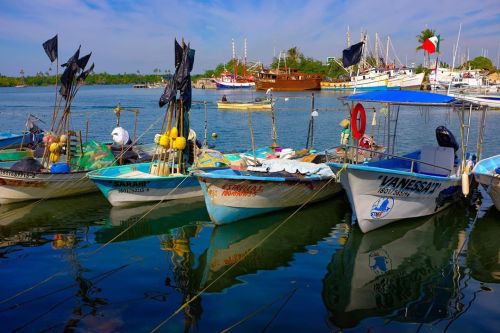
[[342, 90, 478, 106]]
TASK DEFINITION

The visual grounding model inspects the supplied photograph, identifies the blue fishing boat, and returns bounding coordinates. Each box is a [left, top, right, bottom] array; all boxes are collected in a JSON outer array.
[[472, 154, 500, 211], [193, 158, 341, 225], [327, 90, 488, 233], [0, 132, 41, 149], [87, 162, 202, 207], [88, 39, 206, 207]]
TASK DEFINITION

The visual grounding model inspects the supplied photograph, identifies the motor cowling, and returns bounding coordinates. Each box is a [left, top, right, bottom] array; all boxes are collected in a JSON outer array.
[[435, 126, 459, 152]]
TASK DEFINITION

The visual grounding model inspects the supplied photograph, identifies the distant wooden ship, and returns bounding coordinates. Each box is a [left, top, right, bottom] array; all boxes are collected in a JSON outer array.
[[255, 68, 323, 91]]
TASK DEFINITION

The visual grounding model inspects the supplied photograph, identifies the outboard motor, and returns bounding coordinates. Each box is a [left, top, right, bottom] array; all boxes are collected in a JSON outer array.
[[436, 126, 459, 165], [435, 126, 459, 152]]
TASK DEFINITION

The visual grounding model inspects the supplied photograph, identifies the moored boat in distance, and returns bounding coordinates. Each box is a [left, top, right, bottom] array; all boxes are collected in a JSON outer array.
[[217, 97, 273, 110], [255, 67, 322, 91], [321, 69, 388, 91], [472, 154, 500, 211], [214, 39, 255, 89]]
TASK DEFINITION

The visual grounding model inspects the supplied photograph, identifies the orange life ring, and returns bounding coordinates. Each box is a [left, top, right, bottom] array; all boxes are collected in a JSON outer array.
[[351, 103, 366, 140]]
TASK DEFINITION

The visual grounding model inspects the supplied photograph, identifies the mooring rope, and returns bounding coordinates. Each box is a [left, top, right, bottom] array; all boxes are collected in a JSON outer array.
[[149, 175, 337, 332], [0, 161, 189, 304]]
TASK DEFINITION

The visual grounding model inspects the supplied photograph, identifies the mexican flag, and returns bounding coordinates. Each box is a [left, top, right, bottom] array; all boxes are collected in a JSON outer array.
[[421, 35, 440, 54]]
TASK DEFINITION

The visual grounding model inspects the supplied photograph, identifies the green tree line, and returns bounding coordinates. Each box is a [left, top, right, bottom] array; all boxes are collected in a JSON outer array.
[[0, 72, 168, 87]]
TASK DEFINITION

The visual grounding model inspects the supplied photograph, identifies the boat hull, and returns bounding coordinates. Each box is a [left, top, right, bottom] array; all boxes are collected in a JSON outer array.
[[214, 80, 255, 89], [0, 168, 96, 204], [196, 171, 341, 225], [255, 78, 321, 91], [328, 163, 461, 233], [0, 132, 43, 149], [88, 163, 202, 207], [217, 101, 272, 110], [0, 148, 34, 162], [473, 155, 500, 210], [321, 75, 388, 91]]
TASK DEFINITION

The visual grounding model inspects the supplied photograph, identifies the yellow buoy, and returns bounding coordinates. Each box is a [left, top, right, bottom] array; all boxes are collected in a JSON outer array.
[[49, 142, 59, 153], [211, 132, 218, 139], [49, 152, 60, 163], [173, 136, 186, 150], [159, 134, 170, 148], [169, 127, 178, 139]]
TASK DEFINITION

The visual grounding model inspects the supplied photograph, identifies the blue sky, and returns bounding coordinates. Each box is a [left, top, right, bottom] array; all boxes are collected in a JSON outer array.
[[0, 0, 499, 76]]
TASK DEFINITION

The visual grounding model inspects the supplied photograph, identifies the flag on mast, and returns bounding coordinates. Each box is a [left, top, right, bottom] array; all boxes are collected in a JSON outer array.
[[421, 35, 441, 54], [42, 35, 58, 62], [342, 41, 364, 68]]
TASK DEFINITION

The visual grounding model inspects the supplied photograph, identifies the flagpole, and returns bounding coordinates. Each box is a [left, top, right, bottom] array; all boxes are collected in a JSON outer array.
[[353, 39, 365, 95]]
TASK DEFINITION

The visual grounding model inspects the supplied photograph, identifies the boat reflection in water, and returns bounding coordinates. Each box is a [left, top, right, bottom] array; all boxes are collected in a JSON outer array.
[[468, 207, 500, 283], [322, 206, 469, 329], [94, 197, 208, 244], [156, 197, 349, 330], [194, 197, 349, 292], [0, 193, 109, 248]]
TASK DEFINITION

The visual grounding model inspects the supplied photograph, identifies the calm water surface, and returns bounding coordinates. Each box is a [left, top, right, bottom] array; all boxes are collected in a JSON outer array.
[[0, 85, 499, 332]]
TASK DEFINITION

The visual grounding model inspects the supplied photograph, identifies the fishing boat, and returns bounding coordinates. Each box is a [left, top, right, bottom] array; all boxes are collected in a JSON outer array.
[[472, 154, 500, 211], [255, 67, 322, 91], [448, 91, 500, 108], [327, 90, 488, 233], [213, 39, 255, 89], [217, 97, 273, 110], [193, 158, 341, 225], [321, 69, 389, 91], [88, 39, 205, 207], [386, 68, 425, 89], [0, 37, 107, 204]]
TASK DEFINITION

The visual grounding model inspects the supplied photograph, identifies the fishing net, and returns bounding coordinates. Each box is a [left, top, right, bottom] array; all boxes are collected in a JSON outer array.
[[75, 140, 115, 170]]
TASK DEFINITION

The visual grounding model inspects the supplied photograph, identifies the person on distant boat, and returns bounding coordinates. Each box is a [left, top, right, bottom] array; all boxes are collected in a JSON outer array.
[[339, 118, 350, 145], [221, 95, 227, 102]]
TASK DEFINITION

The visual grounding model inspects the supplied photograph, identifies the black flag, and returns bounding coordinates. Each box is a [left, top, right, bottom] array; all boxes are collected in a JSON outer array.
[[59, 46, 81, 99], [61, 46, 81, 70], [78, 63, 94, 81], [342, 42, 364, 68], [42, 35, 58, 62], [159, 39, 195, 108], [77, 52, 92, 70]]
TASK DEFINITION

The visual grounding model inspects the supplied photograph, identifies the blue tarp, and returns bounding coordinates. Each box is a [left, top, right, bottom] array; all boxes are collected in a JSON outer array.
[[344, 90, 456, 105]]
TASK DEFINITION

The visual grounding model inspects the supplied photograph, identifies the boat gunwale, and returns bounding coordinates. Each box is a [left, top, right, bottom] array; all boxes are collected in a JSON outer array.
[[328, 161, 456, 181], [87, 162, 191, 181], [193, 168, 331, 183]]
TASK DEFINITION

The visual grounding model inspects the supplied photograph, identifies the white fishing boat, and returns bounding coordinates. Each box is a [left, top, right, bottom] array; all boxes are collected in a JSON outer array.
[[321, 69, 388, 91], [0, 38, 106, 204], [0, 168, 95, 204], [387, 69, 425, 89], [448, 91, 500, 108], [472, 154, 500, 211], [194, 158, 341, 225], [327, 90, 488, 233]]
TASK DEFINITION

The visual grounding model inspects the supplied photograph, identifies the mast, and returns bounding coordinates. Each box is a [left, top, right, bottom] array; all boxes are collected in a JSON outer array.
[[243, 38, 247, 78], [232, 38, 237, 82], [374, 32, 379, 68], [385, 36, 390, 69], [448, 23, 462, 94]]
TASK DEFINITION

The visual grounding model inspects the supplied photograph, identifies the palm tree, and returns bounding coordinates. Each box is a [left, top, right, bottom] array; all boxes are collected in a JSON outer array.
[[286, 47, 303, 65], [416, 28, 436, 67]]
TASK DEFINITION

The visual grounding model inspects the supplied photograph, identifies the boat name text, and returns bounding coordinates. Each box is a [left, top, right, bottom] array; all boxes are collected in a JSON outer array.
[[377, 175, 441, 197]]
